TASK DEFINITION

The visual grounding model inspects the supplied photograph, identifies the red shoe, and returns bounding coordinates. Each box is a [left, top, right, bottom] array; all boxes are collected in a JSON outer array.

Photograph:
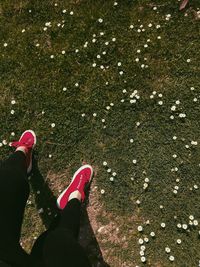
[[57, 164, 93, 209], [10, 130, 37, 174]]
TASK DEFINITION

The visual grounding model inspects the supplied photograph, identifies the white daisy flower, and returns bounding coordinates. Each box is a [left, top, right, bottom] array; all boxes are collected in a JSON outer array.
[[140, 251, 144, 256], [150, 231, 155, 237], [182, 224, 188, 230], [2, 140, 7, 145], [161, 222, 166, 228], [138, 238, 144, 244], [136, 199, 141, 205], [165, 247, 171, 253], [177, 223, 181, 228]]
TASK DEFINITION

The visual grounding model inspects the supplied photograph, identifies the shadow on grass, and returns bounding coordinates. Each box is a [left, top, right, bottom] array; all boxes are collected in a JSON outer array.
[[30, 155, 110, 267]]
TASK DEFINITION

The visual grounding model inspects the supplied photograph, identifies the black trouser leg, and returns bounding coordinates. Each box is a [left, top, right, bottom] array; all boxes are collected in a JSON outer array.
[[58, 198, 81, 239], [0, 151, 31, 266], [32, 199, 92, 267]]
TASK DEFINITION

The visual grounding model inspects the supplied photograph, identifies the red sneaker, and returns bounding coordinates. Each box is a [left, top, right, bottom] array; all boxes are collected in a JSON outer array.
[[10, 130, 37, 174], [57, 164, 93, 209]]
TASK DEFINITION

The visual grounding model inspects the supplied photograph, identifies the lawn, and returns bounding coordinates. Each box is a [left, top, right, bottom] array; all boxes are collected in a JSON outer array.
[[1, 0, 200, 266]]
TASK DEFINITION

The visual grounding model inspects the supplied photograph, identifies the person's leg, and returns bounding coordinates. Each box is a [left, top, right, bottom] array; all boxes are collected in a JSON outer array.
[[0, 151, 29, 242], [0, 130, 37, 266], [31, 197, 91, 267], [0, 151, 31, 266], [32, 165, 93, 266], [43, 228, 92, 267], [43, 197, 91, 267], [58, 195, 81, 239]]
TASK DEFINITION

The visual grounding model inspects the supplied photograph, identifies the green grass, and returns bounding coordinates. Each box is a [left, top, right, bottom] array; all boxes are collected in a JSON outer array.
[[1, 0, 200, 266]]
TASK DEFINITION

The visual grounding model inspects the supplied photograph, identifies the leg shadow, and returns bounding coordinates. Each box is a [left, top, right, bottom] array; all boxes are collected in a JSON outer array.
[[30, 154, 110, 267], [79, 190, 111, 267], [29, 153, 59, 229]]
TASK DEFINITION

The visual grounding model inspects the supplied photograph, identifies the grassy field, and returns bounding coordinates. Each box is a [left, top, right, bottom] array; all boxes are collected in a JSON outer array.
[[1, 0, 200, 266]]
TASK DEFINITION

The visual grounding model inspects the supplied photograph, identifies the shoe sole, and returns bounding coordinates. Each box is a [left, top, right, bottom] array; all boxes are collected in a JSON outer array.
[[57, 164, 93, 209], [19, 130, 37, 174]]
